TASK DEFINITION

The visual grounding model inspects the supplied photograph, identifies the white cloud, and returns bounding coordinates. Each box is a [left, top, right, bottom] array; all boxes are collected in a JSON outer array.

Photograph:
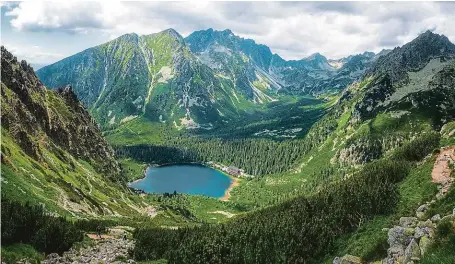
[[2, 41, 64, 65], [4, 1, 455, 60]]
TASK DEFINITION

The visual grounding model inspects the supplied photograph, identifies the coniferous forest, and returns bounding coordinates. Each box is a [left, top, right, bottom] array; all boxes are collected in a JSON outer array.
[[132, 133, 440, 263]]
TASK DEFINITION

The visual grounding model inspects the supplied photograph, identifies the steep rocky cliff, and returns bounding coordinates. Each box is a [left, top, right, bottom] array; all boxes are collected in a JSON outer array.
[[1, 47, 141, 216]]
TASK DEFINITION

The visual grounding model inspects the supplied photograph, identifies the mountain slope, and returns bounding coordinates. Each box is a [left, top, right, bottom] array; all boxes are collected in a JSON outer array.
[[366, 30, 455, 86], [185, 28, 279, 103], [37, 29, 245, 129], [353, 31, 455, 126], [1, 47, 142, 216]]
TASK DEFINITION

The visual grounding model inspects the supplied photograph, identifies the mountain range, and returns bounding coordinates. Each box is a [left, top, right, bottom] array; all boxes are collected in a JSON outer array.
[[36, 28, 385, 129]]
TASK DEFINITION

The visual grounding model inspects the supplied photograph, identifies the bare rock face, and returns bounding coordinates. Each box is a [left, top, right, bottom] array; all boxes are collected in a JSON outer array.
[[1, 46, 122, 182], [366, 30, 455, 86]]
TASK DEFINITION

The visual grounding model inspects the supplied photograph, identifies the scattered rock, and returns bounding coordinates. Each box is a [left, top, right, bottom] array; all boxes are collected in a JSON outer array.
[[42, 237, 134, 264], [400, 217, 418, 227], [419, 235, 432, 256], [414, 227, 426, 239], [388, 226, 414, 246], [430, 214, 441, 222], [416, 204, 428, 213], [404, 239, 420, 263], [340, 255, 362, 264], [387, 243, 404, 257], [417, 219, 433, 229], [416, 205, 428, 219]]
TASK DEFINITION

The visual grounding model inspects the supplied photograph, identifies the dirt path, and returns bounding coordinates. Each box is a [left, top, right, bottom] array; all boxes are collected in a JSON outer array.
[[220, 177, 239, 201], [87, 233, 115, 240], [432, 146, 454, 195], [210, 210, 235, 218]]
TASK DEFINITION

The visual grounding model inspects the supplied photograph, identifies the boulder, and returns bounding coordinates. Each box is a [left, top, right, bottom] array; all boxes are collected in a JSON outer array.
[[388, 226, 415, 246], [419, 235, 432, 256], [416, 204, 428, 213], [333, 257, 341, 264], [414, 227, 426, 239], [453, 207, 455, 216], [416, 205, 428, 219], [430, 214, 441, 222], [416, 211, 426, 219], [417, 219, 434, 228], [404, 239, 420, 263], [387, 244, 404, 259], [340, 255, 362, 264], [400, 217, 418, 227]]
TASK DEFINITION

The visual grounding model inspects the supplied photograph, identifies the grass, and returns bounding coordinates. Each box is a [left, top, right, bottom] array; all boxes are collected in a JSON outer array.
[[440, 120, 455, 147], [1, 244, 45, 264], [420, 216, 455, 264], [1, 129, 145, 217], [104, 117, 181, 146], [119, 158, 147, 181]]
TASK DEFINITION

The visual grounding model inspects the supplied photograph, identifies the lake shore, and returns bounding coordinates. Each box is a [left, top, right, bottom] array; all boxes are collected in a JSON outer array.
[[220, 175, 240, 201], [128, 162, 205, 185], [128, 162, 241, 200]]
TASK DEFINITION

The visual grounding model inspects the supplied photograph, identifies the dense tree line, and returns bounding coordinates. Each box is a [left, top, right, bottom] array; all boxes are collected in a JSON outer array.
[[116, 138, 313, 176], [132, 132, 440, 263], [1, 198, 84, 254]]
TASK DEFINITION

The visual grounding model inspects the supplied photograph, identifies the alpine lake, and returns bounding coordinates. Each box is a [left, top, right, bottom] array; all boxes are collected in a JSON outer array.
[[129, 164, 232, 198]]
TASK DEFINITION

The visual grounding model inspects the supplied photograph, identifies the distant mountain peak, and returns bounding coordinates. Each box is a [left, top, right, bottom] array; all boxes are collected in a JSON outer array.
[[366, 30, 455, 85], [305, 52, 327, 62], [161, 28, 184, 40], [117, 32, 139, 43], [413, 30, 452, 45]]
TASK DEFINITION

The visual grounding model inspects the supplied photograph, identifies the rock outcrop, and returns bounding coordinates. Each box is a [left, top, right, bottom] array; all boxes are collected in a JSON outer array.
[[42, 237, 134, 264]]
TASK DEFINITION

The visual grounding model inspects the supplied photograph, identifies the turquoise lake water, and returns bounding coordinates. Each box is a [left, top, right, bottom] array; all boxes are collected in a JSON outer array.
[[129, 164, 232, 198]]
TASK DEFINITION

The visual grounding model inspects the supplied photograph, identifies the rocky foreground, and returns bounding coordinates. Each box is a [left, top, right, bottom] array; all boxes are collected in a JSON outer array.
[[42, 235, 135, 264], [334, 146, 455, 264]]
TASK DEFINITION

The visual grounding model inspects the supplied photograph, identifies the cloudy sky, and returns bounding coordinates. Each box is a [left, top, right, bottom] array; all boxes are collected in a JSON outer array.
[[2, 1, 455, 69]]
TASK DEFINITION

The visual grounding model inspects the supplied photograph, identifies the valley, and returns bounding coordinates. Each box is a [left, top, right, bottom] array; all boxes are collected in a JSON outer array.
[[1, 27, 455, 264]]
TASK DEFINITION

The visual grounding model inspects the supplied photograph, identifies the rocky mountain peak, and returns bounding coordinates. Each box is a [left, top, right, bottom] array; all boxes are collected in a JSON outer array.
[[55, 85, 81, 109], [366, 30, 455, 85], [410, 30, 455, 51], [306, 52, 327, 62], [117, 33, 139, 43], [162, 28, 184, 42]]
